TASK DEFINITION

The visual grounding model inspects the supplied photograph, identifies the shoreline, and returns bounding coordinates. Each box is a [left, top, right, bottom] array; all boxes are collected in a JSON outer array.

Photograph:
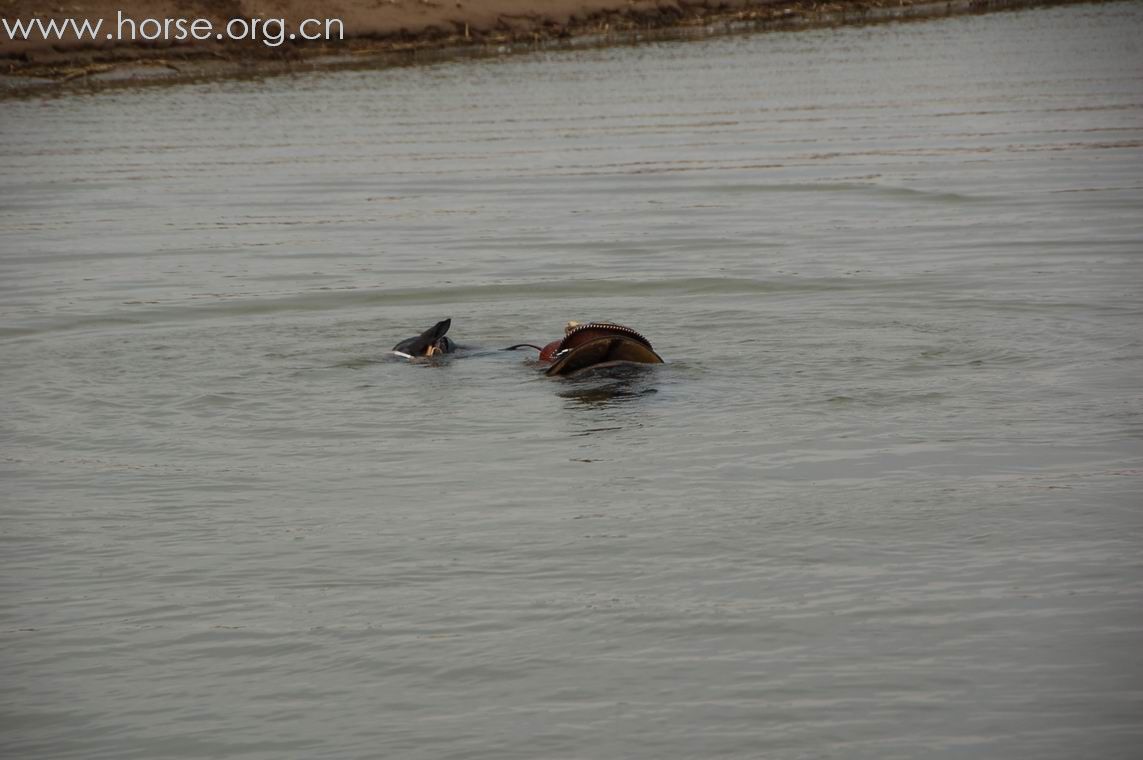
[[1, 0, 1096, 98]]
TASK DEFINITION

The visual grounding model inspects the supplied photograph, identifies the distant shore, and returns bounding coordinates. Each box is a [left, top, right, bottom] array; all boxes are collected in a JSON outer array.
[[1, 0, 1092, 97]]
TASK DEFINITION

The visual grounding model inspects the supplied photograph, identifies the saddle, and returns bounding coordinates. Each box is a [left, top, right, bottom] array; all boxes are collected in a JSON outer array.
[[537, 321, 664, 376]]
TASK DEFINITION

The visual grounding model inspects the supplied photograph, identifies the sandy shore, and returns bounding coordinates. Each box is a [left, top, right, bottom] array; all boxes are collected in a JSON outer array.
[[1, 0, 1085, 96]]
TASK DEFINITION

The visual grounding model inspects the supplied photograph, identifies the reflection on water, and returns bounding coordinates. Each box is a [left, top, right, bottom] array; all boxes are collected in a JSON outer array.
[[557, 366, 661, 407], [2, 3, 1143, 759]]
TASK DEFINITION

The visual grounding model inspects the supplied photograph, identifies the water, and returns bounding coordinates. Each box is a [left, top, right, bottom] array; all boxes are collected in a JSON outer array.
[[2, 3, 1142, 758]]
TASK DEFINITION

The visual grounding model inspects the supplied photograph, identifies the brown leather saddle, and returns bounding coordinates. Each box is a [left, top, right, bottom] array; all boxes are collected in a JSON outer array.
[[541, 322, 664, 377]]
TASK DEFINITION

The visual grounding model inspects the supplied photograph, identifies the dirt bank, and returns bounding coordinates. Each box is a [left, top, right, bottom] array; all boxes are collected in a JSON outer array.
[[1, 0, 1085, 96]]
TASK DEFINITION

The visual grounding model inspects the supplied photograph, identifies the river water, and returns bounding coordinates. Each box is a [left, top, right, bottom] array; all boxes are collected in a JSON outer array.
[[2, 2, 1142, 758]]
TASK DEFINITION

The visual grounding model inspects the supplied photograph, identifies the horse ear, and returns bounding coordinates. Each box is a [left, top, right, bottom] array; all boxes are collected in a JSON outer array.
[[426, 318, 451, 342]]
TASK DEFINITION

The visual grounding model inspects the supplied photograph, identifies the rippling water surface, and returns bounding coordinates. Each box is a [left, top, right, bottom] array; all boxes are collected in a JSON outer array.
[[3, 3, 1143, 758]]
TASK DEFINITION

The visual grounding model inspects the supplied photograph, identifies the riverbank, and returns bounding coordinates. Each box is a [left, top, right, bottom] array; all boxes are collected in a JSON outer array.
[[0, 0, 1093, 97]]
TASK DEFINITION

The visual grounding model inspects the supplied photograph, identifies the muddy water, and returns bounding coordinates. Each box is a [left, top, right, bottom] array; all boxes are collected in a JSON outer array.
[[2, 3, 1142, 758]]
